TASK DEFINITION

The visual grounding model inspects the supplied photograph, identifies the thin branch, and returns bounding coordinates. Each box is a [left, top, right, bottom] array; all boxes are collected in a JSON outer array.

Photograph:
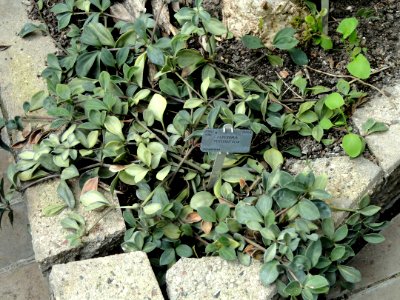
[[19, 174, 60, 192], [243, 236, 267, 252], [170, 152, 206, 174], [150, 1, 166, 43], [213, 65, 234, 106]]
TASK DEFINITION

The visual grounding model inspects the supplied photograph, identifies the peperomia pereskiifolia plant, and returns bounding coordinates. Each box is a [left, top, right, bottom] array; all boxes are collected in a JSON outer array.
[[0, 0, 388, 298]]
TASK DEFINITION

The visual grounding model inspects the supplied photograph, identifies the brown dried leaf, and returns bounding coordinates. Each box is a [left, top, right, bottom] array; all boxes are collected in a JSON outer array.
[[279, 70, 289, 78], [239, 178, 247, 189], [244, 244, 256, 256], [217, 198, 235, 208], [201, 220, 212, 234], [21, 123, 32, 138], [28, 128, 47, 145], [184, 212, 202, 223], [80, 177, 99, 196], [11, 139, 27, 149], [0, 45, 11, 51]]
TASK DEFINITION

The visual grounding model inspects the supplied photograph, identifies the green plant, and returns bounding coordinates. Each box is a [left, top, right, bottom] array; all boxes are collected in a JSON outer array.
[[1, 0, 387, 298]]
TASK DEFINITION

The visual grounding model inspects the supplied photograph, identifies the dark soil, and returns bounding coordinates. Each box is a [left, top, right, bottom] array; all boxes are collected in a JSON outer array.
[[29, 0, 399, 162]]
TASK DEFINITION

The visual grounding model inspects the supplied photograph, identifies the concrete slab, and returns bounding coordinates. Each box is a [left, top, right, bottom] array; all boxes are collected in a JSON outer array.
[[349, 276, 400, 300], [289, 156, 383, 224], [0, 202, 34, 269], [49, 252, 163, 300], [0, 262, 50, 300], [0, 0, 56, 119], [26, 179, 125, 274], [350, 213, 400, 290], [166, 257, 276, 300], [352, 84, 400, 175]]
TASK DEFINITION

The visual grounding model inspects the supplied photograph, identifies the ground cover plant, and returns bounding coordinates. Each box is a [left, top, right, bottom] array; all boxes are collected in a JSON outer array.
[[0, 0, 390, 298]]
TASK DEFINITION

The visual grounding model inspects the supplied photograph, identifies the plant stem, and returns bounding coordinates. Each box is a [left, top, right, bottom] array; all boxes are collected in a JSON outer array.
[[170, 153, 206, 173], [85, 206, 115, 234], [150, 1, 166, 43], [19, 174, 60, 192], [175, 73, 204, 99], [243, 236, 267, 252], [213, 65, 234, 106], [330, 206, 357, 213]]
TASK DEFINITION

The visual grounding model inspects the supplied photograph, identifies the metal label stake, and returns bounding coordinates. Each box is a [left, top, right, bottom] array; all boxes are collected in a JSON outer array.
[[200, 124, 253, 190]]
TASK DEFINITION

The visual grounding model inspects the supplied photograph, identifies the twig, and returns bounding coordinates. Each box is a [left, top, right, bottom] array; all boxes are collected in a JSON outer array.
[[214, 65, 234, 106], [243, 236, 267, 252], [170, 153, 206, 174], [276, 72, 303, 100], [85, 206, 114, 234], [150, 1, 166, 43], [19, 174, 60, 192], [168, 143, 198, 184], [244, 54, 268, 72], [175, 73, 204, 99]]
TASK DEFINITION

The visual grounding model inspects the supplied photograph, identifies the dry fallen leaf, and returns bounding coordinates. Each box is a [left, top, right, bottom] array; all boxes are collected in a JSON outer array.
[[279, 70, 290, 78], [80, 177, 99, 196], [109, 165, 128, 172], [184, 212, 202, 223], [201, 220, 213, 234]]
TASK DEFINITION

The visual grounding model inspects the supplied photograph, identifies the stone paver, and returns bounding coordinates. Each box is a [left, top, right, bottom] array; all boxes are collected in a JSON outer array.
[[289, 156, 383, 224], [0, 262, 50, 300], [0, 202, 34, 269], [26, 179, 125, 274], [166, 256, 276, 300], [49, 251, 163, 300], [349, 276, 400, 300], [352, 83, 400, 175], [349, 213, 400, 290], [222, 0, 305, 48], [0, 0, 56, 120]]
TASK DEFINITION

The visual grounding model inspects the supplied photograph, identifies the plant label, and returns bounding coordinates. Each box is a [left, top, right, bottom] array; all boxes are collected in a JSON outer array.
[[200, 128, 253, 153]]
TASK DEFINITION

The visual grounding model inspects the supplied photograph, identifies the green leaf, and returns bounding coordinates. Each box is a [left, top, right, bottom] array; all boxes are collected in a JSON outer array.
[[176, 244, 193, 257], [305, 240, 322, 267], [197, 207, 217, 222], [125, 164, 149, 183], [29, 90, 48, 111], [148, 94, 167, 125], [322, 218, 335, 239], [260, 260, 280, 285], [43, 203, 67, 217], [159, 78, 180, 97], [325, 92, 345, 110], [104, 115, 124, 141], [333, 224, 348, 242], [222, 167, 255, 183], [264, 243, 277, 263], [363, 233, 385, 244], [312, 125, 323, 142], [190, 191, 215, 210], [305, 275, 329, 291], [330, 245, 346, 261], [61, 165, 79, 180], [143, 203, 162, 215], [19, 23, 47, 38], [263, 148, 284, 170], [163, 223, 181, 240], [76, 51, 100, 77], [288, 48, 309, 65], [176, 49, 205, 68], [359, 205, 381, 216], [362, 118, 389, 135], [156, 165, 171, 181], [235, 202, 263, 224], [147, 45, 164, 66], [57, 180, 75, 208], [342, 133, 365, 158], [284, 281, 302, 297], [81, 22, 115, 47], [80, 190, 110, 211], [228, 79, 245, 98], [203, 17, 227, 35], [338, 265, 361, 283], [273, 27, 299, 50], [219, 246, 237, 261], [347, 54, 371, 79], [56, 84, 71, 100], [160, 248, 175, 265], [241, 35, 264, 49], [337, 17, 359, 39], [133, 52, 146, 87], [298, 200, 320, 221]]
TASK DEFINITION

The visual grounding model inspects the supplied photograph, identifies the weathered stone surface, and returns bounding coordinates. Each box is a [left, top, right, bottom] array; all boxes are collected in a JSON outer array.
[[26, 179, 125, 273], [0, 262, 50, 299], [166, 257, 276, 300], [289, 156, 383, 224], [349, 276, 400, 300], [349, 213, 400, 290], [0, 0, 56, 120], [0, 202, 34, 269], [352, 83, 400, 175], [49, 251, 163, 300], [222, 0, 305, 48]]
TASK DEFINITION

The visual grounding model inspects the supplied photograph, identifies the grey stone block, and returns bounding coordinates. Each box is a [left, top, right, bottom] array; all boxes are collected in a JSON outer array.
[[349, 213, 400, 290], [49, 251, 163, 300], [166, 257, 276, 300], [0, 202, 34, 269], [289, 156, 383, 224], [0, 262, 50, 300], [26, 179, 125, 274], [349, 276, 400, 300], [352, 83, 400, 175]]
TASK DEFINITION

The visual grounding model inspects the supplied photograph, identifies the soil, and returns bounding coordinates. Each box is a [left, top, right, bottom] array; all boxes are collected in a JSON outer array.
[[28, 0, 399, 162]]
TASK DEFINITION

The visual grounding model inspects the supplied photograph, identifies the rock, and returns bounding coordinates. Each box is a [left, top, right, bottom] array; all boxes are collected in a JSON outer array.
[[26, 179, 126, 274], [166, 256, 276, 300], [221, 0, 305, 48], [289, 156, 383, 224], [49, 252, 163, 300]]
